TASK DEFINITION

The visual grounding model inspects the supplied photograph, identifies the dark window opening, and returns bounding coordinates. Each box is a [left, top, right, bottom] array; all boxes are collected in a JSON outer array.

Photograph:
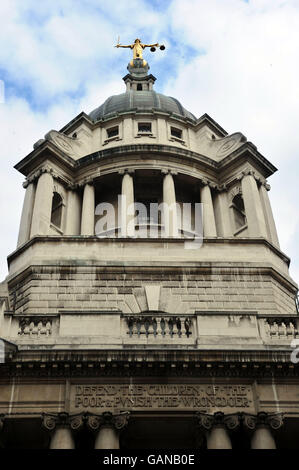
[[137, 83, 143, 91], [51, 192, 63, 228], [171, 127, 182, 139], [107, 126, 119, 139], [232, 194, 246, 230], [138, 122, 152, 133]]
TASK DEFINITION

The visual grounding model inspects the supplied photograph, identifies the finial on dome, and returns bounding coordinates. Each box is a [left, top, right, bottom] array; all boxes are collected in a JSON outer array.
[[115, 37, 165, 67]]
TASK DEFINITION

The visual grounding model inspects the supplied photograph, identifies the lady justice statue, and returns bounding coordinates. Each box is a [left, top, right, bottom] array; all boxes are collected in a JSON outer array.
[[115, 38, 165, 66]]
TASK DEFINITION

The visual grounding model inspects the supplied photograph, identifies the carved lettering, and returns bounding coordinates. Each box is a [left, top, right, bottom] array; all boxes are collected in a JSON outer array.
[[71, 383, 253, 412]]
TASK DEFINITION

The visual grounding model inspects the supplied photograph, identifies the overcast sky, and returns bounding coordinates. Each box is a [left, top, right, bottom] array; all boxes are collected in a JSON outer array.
[[0, 0, 298, 287]]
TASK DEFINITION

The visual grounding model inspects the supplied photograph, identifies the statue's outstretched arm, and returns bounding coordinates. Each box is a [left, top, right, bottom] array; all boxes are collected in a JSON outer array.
[[142, 43, 159, 48], [115, 44, 132, 49]]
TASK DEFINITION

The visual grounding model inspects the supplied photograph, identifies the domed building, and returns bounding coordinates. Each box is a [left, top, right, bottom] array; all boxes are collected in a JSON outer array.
[[0, 54, 298, 449]]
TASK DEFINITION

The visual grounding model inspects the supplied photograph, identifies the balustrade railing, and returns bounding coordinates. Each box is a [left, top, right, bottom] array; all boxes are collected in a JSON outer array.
[[125, 315, 193, 338]]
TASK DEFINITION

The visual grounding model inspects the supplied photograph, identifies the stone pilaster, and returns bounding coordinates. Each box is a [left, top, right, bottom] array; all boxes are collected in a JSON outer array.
[[241, 169, 267, 238], [42, 412, 84, 449], [196, 411, 240, 449], [200, 182, 217, 237], [162, 170, 178, 237], [81, 181, 95, 235], [120, 170, 135, 237], [259, 182, 280, 248], [243, 412, 283, 449], [30, 170, 54, 237], [87, 411, 130, 449], [65, 188, 81, 235], [17, 181, 36, 247]]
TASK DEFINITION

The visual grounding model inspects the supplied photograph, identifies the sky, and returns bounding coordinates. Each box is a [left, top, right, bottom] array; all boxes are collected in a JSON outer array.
[[0, 0, 298, 287]]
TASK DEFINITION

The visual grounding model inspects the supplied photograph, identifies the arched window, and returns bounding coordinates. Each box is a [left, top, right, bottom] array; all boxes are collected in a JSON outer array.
[[51, 192, 63, 228], [231, 193, 246, 230]]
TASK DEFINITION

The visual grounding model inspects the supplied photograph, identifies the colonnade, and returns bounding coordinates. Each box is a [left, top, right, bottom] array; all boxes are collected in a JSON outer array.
[[42, 411, 129, 449], [197, 411, 283, 449], [17, 167, 279, 247], [38, 411, 283, 449]]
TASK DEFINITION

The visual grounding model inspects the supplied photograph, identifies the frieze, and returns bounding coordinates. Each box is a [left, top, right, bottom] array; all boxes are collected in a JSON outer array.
[[71, 383, 254, 413]]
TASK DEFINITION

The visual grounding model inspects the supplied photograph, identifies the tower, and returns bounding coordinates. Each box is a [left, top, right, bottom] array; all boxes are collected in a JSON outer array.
[[0, 51, 298, 449]]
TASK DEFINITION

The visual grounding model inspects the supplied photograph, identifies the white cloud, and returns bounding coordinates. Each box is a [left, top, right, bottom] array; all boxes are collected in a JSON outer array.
[[165, 0, 299, 283]]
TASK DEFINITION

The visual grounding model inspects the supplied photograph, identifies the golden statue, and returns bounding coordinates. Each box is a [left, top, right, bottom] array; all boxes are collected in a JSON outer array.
[[115, 38, 164, 66]]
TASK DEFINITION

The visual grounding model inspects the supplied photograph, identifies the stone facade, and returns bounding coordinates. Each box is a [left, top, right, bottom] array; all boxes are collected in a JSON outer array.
[[0, 58, 298, 449]]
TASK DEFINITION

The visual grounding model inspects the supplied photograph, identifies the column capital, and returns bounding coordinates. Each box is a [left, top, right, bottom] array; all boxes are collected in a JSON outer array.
[[42, 412, 85, 432], [241, 168, 255, 178], [199, 178, 217, 189], [196, 411, 240, 431], [119, 168, 135, 175], [216, 183, 227, 192], [86, 411, 130, 432], [161, 169, 177, 176], [243, 412, 284, 431]]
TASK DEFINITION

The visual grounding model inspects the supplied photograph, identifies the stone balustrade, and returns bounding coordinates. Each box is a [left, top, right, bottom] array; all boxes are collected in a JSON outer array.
[[125, 314, 193, 339]]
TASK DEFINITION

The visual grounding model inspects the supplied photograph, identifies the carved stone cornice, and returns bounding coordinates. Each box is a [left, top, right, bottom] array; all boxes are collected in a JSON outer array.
[[196, 411, 240, 431], [86, 411, 130, 432], [243, 412, 284, 431], [42, 412, 85, 432]]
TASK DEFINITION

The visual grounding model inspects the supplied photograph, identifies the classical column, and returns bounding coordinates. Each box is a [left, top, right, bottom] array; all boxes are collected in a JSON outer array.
[[120, 171, 134, 237], [200, 182, 217, 237], [17, 181, 36, 247], [162, 171, 178, 237], [87, 412, 130, 449], [197, 412, 240, 449], [259, 182, 280, 248], [213, 187, 232, 237], [30, 170, 54, 237], [243, 412, 283, 449], [81, 182, 95, 235], [65, 188, 81, 235], [42, 412, 84, 449], [241, 170, 267, 238]]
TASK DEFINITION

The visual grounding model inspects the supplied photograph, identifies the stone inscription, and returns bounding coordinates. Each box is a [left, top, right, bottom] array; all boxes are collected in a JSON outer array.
[[71, 384, 253, 412]]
